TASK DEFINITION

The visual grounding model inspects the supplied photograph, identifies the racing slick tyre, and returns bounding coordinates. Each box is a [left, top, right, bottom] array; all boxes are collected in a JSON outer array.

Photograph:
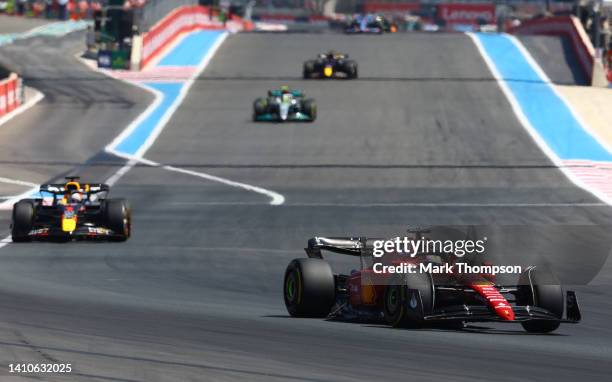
[[345, 61, 358, 79], [253, 97, 267, 121], [518, 266, 563, 333], [104, 199, 131, 242], [11, 200, 35, 242], [284, 258, 335, 318], [303, 99, 317, 122], [303, 61, 315, 79], [384, 272, 434, 328]]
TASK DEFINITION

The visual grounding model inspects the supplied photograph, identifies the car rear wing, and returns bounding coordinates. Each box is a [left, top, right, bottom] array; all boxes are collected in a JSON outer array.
[[39, 183, 110, 195], [305, 237, 384, 258], [268, 90, 303, 97]]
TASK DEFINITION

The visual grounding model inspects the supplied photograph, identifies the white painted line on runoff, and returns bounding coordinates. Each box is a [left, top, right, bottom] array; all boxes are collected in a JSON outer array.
[[506, 35, 612, 158], [91, 31, 286, 205], [108, 151, 285, 205], [0, 185, 39, 210], [105, 159, 138, 187], [467, 32, 612, 207], [163, 164, 285, 206], [170, 201, 604, 207], [0, 88, 45, 209], [0, 196, 20, 200], [0, 236, 11, 250], [0, 177, 38, 187], [0, 88, 44, 128]]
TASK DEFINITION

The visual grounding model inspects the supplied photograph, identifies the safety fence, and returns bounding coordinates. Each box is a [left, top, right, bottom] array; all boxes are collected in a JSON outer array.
[[0, 73, 23, 118], [138, 5, 253, 70]]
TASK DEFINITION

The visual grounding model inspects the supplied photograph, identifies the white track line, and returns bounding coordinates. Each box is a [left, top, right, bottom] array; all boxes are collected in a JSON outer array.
[[0, 175, 39, 210], [0, 91, 46, 212], [467, 32, 612, 207], [97, 32, 285, 205], [0, 177, 38, 187], [0, 185, 39, 210], [0, 236, 11, 250], [506, 34, 612, 157], [0, 89, 44, 209], [108, 151, 285, 205], [0, 88, 44, 128], [170, 201, 604, 207]]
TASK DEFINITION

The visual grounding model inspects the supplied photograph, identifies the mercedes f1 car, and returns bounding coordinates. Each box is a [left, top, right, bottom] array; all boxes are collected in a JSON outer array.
[[303, 51, 358, 79], [345, 14, 398, 34], [11, 177, 131, 242], [253, 86, 316, 122], [283, 235, 581, 333]]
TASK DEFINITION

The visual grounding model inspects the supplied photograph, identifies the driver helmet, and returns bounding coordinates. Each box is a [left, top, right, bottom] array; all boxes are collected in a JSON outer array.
[[71, 192, 84, 203], [280, 85, 291, 94]]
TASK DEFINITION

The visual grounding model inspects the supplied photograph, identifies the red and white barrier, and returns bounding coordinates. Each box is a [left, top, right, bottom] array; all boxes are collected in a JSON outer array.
[[362, 2, 420, 13], [437, 3, 496, 27], [508, 16, 595, 84], [139, 5, 253, 70], [0, 73, 23, 118]]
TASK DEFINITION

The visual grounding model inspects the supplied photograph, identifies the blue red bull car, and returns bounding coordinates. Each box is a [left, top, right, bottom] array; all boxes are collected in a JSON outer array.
[[11, 177, 131, 242], [303, 51, 358, 79]]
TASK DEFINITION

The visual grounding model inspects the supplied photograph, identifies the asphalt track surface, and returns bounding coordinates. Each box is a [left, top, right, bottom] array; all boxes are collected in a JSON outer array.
[[0, 32, 611, 381], [0, 15, 51, 35], [518, 35, 588, 86]]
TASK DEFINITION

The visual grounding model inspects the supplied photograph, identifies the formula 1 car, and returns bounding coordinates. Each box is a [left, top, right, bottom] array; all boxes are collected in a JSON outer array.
[[11, 177, 131, 242], [283, 234, 581, 333], [345, 14, 398, 34], [303, 51, 358, 79], [253, 86, 316, 122]]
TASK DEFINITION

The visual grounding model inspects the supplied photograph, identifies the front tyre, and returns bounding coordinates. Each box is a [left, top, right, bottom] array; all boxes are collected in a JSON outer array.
[[518, 266, 563, 333], [284, 258, 335, 317], [384, 272, 434, 327], [104, 199, 131, 242], [253, 97, 267, 121], [303, 61, 315, 79], [11, 200, 35, 242], [303, 99, 317, 122], [346, 61, 358, 79]]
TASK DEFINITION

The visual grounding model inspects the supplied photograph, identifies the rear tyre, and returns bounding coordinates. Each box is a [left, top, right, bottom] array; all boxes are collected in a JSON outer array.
[[284, 258, 335, 317], [384, 272, 434, 327], [518, 266, 563, 333], [253, 97, 267, 121], [104, 199, 131, 242], [303, 99, 317, 122], [303, 61, 315, 79], [11, 200, 35, 242]]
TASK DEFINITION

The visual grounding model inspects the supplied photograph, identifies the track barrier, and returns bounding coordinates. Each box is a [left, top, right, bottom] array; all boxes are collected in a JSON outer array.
[[0, 73, 23, 118], [138, 5, 253, 70]]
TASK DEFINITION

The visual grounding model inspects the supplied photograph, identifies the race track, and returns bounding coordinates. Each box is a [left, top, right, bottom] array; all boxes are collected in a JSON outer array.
[[518, 34, 589, 85], [0, 31, 611, 381]]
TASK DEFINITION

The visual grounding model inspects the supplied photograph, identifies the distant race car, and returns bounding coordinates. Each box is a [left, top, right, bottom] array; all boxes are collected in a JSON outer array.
[[11, 177, 131, 242], [283, 233, 581, 333], [345, 14, 398, 34], [253, 86, 316, 122], [303, 51, 358, 79]]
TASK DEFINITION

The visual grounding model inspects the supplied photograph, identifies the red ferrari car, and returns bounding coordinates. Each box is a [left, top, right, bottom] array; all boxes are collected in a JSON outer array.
[[283, 234, 581, 333]]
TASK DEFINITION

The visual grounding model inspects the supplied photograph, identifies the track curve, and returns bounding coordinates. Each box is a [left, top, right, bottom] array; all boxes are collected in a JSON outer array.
[[0, 32, 611, 382]]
